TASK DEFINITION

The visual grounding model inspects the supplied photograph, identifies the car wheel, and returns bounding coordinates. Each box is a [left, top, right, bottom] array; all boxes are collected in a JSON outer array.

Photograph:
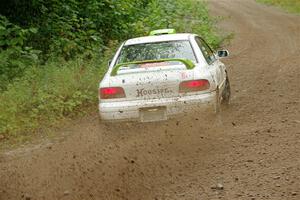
[[214, 87, 221, 113], [221, 75, 231, 105]]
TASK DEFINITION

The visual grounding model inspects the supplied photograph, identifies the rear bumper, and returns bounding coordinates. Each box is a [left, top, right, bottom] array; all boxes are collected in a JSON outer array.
[[99, 92, 216, 121]]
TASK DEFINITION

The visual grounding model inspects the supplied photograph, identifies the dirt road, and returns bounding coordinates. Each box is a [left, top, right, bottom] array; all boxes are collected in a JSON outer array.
[[1, 0, 299, 199]]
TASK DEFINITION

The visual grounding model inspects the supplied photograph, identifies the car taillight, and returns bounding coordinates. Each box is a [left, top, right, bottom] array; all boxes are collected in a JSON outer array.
[[179, 79, 210, 93], [99, 87, 126, 99]]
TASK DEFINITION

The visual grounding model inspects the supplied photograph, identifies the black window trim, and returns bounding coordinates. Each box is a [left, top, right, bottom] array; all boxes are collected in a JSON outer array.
[[194, 35, 216, 65]]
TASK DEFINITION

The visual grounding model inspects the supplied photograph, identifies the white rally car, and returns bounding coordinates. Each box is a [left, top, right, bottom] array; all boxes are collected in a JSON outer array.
[[98, 29, 230, 122]]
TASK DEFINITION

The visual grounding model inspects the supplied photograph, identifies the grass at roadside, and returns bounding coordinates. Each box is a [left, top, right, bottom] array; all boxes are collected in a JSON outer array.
[[0, 0, 227, 144], [257, 0, 300, 14]]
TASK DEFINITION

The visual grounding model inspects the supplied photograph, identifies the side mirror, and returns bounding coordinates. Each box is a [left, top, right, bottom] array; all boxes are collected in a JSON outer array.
[[108, 60, 112, 67], [217, 50, 229, 58]]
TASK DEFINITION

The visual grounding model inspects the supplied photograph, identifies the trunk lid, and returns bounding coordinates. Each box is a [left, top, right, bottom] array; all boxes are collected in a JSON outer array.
[[109, 65, 195, 100]]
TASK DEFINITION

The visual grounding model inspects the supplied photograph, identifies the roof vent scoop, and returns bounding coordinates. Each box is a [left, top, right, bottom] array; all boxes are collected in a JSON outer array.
[[149, 29, 176, 36]]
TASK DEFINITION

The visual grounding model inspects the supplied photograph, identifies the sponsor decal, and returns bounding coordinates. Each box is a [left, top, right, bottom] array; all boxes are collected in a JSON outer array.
[[181, 72, 192, 79], [136, 88, 173, 97], [181, 72, 188, 79]]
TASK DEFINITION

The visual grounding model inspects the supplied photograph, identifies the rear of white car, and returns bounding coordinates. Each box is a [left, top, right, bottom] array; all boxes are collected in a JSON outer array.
[[98, 31, 226, 122]]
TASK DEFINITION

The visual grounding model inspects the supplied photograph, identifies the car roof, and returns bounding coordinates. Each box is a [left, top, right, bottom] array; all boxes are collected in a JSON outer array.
[[124, 33, 195, 46]]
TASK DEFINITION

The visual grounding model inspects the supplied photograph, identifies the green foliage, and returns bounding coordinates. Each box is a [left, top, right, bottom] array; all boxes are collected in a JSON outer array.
[[0, 16, 40, 90], [0, 0, 223, 138], [0, 45, 113, 135], [1, 0, 149, 60], [257, 0, 300, 14], [0, 16, 37, 48]]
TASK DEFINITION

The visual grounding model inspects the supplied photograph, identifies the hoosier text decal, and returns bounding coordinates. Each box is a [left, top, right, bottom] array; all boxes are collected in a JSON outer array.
[[136, 88, 173, 97]]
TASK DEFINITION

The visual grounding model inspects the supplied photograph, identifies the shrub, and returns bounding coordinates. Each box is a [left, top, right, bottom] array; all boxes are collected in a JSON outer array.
[[0, 49, 111, 135], [0, 16, 40, 90]]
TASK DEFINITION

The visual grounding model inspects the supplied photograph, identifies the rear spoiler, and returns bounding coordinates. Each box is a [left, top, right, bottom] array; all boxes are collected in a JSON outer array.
[[111, 58, 195, 76]]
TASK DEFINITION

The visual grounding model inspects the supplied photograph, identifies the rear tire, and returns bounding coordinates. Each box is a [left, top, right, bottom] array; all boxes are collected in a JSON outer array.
[[214, 87, 221, 114], [221, 75, 231, 105]]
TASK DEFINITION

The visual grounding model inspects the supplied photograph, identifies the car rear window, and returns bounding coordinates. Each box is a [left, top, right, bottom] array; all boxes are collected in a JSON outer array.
[[116, 40, 196, 65]]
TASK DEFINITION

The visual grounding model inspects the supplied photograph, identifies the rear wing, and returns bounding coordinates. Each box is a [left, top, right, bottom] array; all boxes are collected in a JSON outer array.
[[111, 58, 195, 76]]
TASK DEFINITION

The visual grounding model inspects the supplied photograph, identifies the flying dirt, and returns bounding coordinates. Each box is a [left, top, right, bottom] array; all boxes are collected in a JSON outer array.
[[1, 0, 299, 199]]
